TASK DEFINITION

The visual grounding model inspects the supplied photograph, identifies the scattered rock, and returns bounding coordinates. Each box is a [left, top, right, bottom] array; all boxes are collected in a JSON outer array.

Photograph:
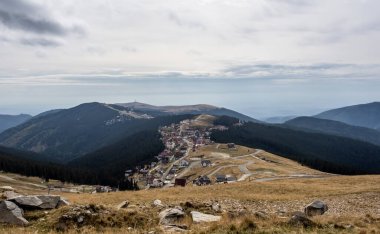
[[153, 199, 164, 207], [9, 195, 61, 209], [191, 211, 221, 223], [304, 200, 328, 217], [0, 186, 15, 192], [77, 216, 84, 223], [117, 200, 130, 209], [212, 202, 222, 213], [159, 207, 185, 225], [0, 201, 29, 226], [2, 191, 22, 200], [288, 211, 316, 228], [254, 211, 269, 220]]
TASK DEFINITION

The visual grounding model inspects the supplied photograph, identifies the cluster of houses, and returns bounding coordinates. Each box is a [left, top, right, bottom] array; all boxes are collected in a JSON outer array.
[[192, 174, 237, 186], [125, 120, 215, 188], [123, 118, 240, 189]]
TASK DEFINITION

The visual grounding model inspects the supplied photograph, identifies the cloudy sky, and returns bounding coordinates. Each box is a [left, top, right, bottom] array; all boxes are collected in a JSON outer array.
[[1, 0, 380, 118]]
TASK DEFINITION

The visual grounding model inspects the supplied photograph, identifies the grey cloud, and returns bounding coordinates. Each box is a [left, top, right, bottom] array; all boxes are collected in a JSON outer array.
[[19, 37, 61, 47], [0, 0, 84, 36]]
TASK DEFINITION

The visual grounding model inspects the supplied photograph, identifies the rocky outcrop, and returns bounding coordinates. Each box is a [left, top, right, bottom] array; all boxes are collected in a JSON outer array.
[[190, 211, 221, 223], [304, 200, 328, 217], [0, 201, 29, 226], [9, 195, 61, 209], [159, 207, 185, 225]]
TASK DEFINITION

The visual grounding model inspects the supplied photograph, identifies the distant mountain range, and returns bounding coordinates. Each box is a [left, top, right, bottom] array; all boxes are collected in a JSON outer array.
[[0, 100, 380, 182], [315, 102, 380, 131], [0, 114, 32, 133]]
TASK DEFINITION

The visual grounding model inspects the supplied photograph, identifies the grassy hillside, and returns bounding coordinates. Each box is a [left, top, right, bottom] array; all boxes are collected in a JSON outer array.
[[211, 122, 380, 174], [1, 173, 379, 233]]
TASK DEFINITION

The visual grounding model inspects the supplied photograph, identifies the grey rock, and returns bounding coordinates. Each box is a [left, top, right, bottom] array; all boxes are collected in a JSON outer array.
[[212, 202, 222, 213], [159, 207, 185, 225], [0, 201, 29, 226], [9, 195, 61, 209], [304, 200, 328, 217], [191, 211, 221, 223], [77, 215, 84, 223], [153, 199, 164, 207]]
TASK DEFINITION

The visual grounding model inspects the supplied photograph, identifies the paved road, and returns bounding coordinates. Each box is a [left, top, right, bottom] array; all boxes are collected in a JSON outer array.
[[161, 138, 193, 187]]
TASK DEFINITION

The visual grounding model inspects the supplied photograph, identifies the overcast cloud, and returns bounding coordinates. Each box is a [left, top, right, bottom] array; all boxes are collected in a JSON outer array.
[[0, 0, 380, 117]]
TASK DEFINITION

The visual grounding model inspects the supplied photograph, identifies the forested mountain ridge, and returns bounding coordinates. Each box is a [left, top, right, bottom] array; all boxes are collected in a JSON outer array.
[[285, 116, 380, 146], [0, 103, 191, 162], [315, 102, 380, 130]]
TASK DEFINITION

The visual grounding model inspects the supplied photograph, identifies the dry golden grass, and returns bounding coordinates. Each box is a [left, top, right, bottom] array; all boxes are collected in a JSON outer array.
[[55, 175, 380, 206], [1, 175, 379, 233]]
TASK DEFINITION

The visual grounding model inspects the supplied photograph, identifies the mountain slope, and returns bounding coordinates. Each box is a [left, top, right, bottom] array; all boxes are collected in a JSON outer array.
[[285, 117, 380, 146], [211, 121, 380, 174], [315, 102, 380, 130], [263, 115, 297, 124], [0, 103, 180, 162], [68, 130, 164, 178], [116, 102, 258, 122], [0, 114, 32, 133]]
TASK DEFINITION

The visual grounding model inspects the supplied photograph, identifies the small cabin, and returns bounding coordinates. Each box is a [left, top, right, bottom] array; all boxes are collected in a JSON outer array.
[[174, 178, 186, 187]]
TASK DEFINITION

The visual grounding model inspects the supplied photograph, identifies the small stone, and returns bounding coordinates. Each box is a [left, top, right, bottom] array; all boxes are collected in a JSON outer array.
[[304, 201, 328, 217], [159, 207, 185, 225], [117, 200, 130, 209], [153, 199, 164, 207], [212, 202, 222, 213], [191, 211, 221, 223], [77, 216, 84, 223]]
